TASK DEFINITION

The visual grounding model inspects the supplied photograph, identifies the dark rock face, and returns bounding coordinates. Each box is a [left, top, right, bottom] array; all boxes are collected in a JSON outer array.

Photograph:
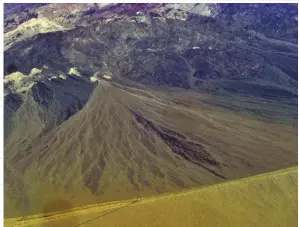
[[31, 76, 96, 131], [5, 64, 18, 74], [32, 82, 54, 108], [4, 31, 72, 76], [215, 4, 298, 41], [5, 93, 23, 112], [4, 75, 96, 136], [3, 3, 298, 125], [5, 14, 297, 90], [4, 3, 47, 32], [4, 93, 23, 138]]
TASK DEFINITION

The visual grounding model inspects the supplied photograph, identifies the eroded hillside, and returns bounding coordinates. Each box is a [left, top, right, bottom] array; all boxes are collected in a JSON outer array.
[[4, 3, 298, 219], [5, 79, 297, 217]]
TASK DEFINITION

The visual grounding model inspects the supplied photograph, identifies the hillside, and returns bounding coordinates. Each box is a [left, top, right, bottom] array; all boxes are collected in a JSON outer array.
[[5, 167, 298, 227], [5, 79, 297, 217], [4, 3, 298, 220]]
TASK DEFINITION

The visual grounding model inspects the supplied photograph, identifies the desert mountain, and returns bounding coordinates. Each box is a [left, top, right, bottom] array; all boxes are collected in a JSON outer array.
[[4, 3, 298, 218]]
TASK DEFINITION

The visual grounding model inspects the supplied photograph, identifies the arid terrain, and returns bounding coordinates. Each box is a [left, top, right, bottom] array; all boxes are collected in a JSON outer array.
[[5, 167, 298, 227], [3, 3, 298, 226], [5, 78, 297, 217]]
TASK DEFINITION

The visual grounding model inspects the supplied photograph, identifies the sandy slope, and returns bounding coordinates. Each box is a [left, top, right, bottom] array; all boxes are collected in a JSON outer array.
[[5, 79, 297, 217], [5, 166, 297, 227]]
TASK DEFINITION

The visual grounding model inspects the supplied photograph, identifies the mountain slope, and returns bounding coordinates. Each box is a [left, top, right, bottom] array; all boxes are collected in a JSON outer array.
[[4, 4, 298, 96], [5, 167, 298, 227], [4, 3, 298, 219], [5, 79, 297, 217]]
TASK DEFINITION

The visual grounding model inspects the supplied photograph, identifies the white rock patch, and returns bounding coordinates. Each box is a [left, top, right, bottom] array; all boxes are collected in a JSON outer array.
[[68, 67, 81, 77], [103, 74, 112, 80], [90, 76, 98, 82]]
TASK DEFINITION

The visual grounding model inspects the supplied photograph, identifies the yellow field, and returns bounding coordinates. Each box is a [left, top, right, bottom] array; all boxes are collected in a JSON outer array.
[[5, 166, 297, 227]]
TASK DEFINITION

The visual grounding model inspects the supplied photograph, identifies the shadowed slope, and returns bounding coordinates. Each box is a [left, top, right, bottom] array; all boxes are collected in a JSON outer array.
[[5, 167, 297, 227], [5, 80, 297, 217]]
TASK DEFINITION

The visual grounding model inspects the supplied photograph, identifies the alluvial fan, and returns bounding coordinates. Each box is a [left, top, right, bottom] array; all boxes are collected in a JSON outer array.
[[4, 3, 298, 219]]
